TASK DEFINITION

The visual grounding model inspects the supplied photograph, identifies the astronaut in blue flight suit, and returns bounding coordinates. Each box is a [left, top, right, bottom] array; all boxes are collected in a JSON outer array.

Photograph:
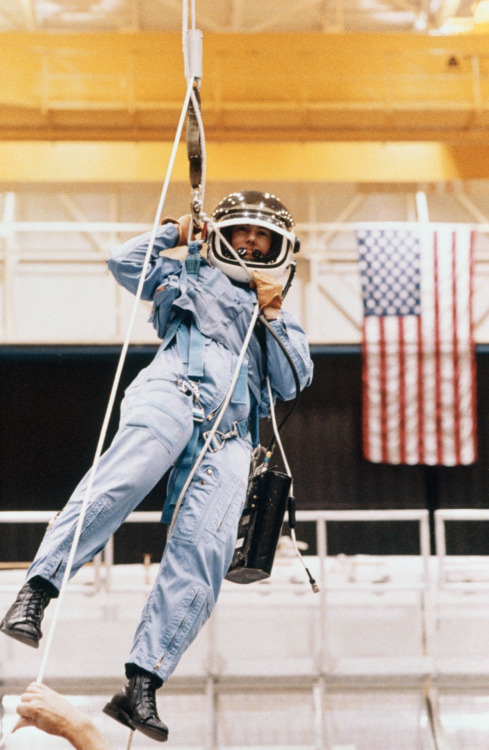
[[1, 191, 313, 743]]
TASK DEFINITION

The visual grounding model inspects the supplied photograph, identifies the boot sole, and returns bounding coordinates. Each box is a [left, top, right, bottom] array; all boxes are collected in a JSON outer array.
[[103, 703, 169, 742], [0, 623, 39, 648], [134, 722, 169, 743], [102, 702, 134, 729]]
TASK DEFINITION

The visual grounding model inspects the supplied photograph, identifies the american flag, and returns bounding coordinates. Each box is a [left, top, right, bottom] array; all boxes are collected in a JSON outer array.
[[356, 225, 477, 466]]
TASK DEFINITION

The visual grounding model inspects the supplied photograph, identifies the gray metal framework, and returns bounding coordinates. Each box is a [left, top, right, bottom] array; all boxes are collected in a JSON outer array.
[[2, 185, 489, 344]]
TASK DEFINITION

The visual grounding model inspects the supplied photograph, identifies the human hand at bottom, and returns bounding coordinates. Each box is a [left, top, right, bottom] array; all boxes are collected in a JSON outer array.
[[14, 682, 114, 750]]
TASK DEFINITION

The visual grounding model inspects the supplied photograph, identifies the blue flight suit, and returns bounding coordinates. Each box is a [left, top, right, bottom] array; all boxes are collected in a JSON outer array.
[[26, 223, 313, 683]]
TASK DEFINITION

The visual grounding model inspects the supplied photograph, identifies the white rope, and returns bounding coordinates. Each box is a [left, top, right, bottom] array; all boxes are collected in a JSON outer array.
[[182, 0, 188, 39], [182, 0, 197, 45], [0, 3, 201, 747], [266, 378, 318, 591], [125, 729, 134, 750], [35, 76, 195, 686], [182, 0, 205, 241], [166, 4, 260, 537], [266, 377, 292, 482]]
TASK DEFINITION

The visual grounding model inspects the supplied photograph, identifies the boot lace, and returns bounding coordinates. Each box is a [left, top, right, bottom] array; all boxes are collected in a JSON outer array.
[[21, 586, 50, 624], [140, 679, 159, 715]]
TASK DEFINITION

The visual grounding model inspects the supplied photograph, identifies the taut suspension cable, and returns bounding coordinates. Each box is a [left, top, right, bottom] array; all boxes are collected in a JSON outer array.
[[36, 2, 202, 689], [0, 3, 205, 749]]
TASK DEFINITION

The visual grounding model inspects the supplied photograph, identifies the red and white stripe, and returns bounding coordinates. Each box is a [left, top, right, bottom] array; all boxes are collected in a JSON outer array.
[[362, 225, 477, 466]]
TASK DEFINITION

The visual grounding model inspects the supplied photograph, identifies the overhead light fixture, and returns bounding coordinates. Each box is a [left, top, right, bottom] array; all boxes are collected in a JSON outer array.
[[473, 0, 489, 22], [437, 0, 489, 33]]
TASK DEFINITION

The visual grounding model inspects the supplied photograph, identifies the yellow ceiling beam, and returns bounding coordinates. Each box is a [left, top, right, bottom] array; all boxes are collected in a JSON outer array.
[[1, 141, 489, 183], [1, 31, 489, 143]]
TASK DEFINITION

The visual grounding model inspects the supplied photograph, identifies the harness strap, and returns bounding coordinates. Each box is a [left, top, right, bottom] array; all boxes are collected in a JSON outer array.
[[186, 85, 204, 226], [187, 322, 205, 380], [161, 423, 201, 524], [184, 243, 202, 277], [160, 241, 205, 379], [181, 242, 205, 381], [160, 243, 204, 521], [202, 417, 250, 453], [161, 242, 254, 522]]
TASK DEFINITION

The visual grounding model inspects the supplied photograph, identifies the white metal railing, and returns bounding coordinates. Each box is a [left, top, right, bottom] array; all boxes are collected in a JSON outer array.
[[434, 508, 489, 589], [0, 508, 431, 593], [295, 509, 433, 669], [0, 508, 434, 666], [2, 489, 488, 746], [0, 506, 442, 743]]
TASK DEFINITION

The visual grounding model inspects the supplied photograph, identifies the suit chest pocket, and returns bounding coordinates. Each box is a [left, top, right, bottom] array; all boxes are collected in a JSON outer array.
[[149, 277, 180, 338]]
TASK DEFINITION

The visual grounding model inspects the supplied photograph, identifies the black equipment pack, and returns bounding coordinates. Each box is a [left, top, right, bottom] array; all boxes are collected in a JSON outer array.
[[225, 467, 291, 584]]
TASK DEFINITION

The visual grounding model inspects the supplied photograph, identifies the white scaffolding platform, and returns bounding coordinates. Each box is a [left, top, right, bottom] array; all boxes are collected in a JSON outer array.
[[2, 509, 489, 749]]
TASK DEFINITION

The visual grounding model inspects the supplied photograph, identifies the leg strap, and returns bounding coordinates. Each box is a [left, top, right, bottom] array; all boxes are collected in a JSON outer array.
[[161, 423, 201, 524]]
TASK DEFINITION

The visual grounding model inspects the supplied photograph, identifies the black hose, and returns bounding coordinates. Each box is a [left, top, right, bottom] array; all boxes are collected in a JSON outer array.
[[258, 313, 302, 452]]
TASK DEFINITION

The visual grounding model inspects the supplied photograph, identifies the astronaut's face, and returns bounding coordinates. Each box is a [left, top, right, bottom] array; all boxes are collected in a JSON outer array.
[[231, 224, 272, 261]]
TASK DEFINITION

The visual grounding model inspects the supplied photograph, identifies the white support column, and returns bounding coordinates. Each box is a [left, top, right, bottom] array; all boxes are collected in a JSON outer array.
[[108, 192, 124, 340], [312, 676, 326, 750], [453, 183, 489, 224], [315, 517, 328, 674], [1, 192, 17, 342], [416, 189, 429, 223], [333, 0, 345, 31], [205, 675, 218, 750], [17, 0, 37, 30]]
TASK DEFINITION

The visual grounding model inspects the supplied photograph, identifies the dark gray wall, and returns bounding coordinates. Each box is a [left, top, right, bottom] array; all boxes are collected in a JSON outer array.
[[1, 345, 488, 563]]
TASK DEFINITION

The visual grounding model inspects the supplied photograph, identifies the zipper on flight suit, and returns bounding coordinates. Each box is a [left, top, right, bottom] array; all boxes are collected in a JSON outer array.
[[51, 559, 63, 581], [154, 589, 203, 670], [217, 500, 234, 533]]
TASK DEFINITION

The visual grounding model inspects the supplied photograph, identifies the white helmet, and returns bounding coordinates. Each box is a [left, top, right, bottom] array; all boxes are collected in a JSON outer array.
[[207, 191, 299, 282]]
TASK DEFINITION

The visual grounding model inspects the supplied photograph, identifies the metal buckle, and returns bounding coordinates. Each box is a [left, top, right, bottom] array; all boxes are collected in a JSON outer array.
[[192, 405, 205, 423], [203, 430, 225, 452], [176, 377, 190, 395], [176, 378, 204, 422], [203, 422, 243, 451]]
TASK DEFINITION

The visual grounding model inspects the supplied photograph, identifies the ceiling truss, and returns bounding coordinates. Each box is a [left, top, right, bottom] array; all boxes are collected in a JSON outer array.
[[2, 31, 489, 148], [0, 0, 475, 33]]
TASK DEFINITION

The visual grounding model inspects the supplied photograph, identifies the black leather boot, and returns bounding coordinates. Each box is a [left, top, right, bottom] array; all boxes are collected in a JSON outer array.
[[0, 578, 55, 648], [103, 673, 168, 742]]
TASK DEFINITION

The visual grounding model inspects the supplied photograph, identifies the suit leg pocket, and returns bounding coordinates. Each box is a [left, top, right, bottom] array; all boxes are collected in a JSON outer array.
[[171, 463, 245, 545]]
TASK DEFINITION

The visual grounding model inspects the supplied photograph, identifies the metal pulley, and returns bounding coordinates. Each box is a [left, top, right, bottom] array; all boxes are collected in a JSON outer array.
[[184, 29, 204, 227], [186, 87, 203, 223]]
